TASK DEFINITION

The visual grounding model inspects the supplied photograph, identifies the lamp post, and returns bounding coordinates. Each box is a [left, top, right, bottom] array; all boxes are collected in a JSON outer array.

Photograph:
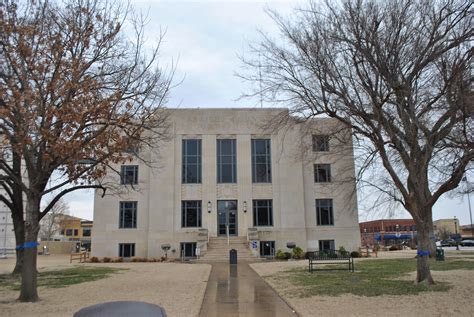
[[364, 228, 369, 257], [462, 177, 473, 238], [454, 216, 459, 250]]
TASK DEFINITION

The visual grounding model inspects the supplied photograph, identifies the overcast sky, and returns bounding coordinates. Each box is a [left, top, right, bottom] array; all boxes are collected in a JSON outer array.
[[63, 0, 473, 227]]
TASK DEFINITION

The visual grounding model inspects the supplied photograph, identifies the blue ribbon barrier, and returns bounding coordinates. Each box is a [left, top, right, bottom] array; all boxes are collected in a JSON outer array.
[[417, 250, 430, 257], [16, 242, 40, 250]]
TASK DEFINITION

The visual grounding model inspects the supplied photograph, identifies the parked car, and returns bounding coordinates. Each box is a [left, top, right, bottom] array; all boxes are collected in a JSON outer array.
[[440, 239, 457, 247], [460, 239, 474, 247]]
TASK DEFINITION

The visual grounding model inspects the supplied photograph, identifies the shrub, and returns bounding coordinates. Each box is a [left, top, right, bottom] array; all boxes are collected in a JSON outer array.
[[132, 257, 147, 262], [112, 257, 123, 263], [305, 251, 315, 259], [275, 249, 286, 260], [90, 256, 99, 263], [284, 252, 292, 260], [160, 256, 167, 262], [338, 246, 348, 257], [350, 251, 360, 258], [102, 257, 111, 263], [292, 246, 304, 259]]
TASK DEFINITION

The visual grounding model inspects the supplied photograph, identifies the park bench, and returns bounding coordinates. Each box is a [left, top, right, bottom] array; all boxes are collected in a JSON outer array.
[[308, 250, 354, 272]]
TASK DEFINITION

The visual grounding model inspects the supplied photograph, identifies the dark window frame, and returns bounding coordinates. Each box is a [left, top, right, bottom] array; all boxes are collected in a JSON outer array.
[[82, 228, 91, 237], [120, 165, 139, 185], [119, 201, 137, 229], [181, 201, 202, 228], [217, 139, 237, 183], [312, 135, 330, 152], [251, 139, 272, 183], [260, 241, 275, 257], [182, 139, 202, 184], [253, 199, 273, 227], [319, 240, 335, 251], [119, 243, 135, 257], [316, 199, 334, 226], [65, 229, 73, 236], [314, 164, 331, 182], [180, 242, 197, 258]]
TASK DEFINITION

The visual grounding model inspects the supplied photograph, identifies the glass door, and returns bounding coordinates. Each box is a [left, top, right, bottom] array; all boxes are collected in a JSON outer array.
[[217, 200, 238, 236]]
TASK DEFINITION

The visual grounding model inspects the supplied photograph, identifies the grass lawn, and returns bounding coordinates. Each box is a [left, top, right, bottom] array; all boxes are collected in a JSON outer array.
[[269, 258, 474, 298], [0, 266, 124, 291]]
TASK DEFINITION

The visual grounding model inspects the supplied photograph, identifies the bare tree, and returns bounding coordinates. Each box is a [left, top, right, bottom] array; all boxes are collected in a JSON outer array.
[[436, 227, 452, 241], [0, 0, 173, 301], [241, 0, 473, 284], [39, 198, 69, 244]]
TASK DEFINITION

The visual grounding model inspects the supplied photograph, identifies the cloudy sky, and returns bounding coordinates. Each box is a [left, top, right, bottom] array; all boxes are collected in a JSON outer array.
[[64, 0, 473, 227]]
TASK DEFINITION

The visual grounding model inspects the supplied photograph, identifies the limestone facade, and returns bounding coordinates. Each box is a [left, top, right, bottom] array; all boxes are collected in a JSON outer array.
[[92, 109, 361, 258]]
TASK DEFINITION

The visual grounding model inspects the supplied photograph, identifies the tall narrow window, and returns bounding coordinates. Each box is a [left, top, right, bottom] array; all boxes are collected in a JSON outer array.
[[217, 139, 237, 183], [252, 139, 271, 183], [314, 164, 331, 182], [120, 165, 138, 185], [119, 243, 135, 257], [119, 201, 137, 228], [181, 201, 202, 227], [316, 199, 334, 225], [182, 139, 202, 183], [312, 135, 330, 152], [253, 200, 273, 226]]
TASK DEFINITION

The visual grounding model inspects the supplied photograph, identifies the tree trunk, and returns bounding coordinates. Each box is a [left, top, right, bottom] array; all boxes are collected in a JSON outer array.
[[18, 197, 40, 302], [11, 150, 25, 275], [415, 218, 434, 285]]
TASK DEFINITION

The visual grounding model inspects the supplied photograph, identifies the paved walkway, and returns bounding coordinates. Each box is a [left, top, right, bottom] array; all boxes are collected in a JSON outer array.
[[199, 263, 297, 317]]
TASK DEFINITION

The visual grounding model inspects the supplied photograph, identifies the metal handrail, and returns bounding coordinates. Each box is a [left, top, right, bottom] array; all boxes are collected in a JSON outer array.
[[226, 225, 229, 246]]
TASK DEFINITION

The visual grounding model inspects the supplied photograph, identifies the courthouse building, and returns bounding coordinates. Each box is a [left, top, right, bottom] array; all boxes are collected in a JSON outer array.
[[92, 108, 360, 259]]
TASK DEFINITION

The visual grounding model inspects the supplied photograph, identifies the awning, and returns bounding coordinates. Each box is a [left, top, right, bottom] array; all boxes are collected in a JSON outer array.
[[381, 233, 415, 240]]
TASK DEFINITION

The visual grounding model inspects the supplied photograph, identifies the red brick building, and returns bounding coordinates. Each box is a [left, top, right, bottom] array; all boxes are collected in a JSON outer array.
[[359, 219, 417, 247]]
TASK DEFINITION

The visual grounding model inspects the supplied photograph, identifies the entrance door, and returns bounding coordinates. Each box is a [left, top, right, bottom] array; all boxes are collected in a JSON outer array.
[[217, 200, 237, 236]]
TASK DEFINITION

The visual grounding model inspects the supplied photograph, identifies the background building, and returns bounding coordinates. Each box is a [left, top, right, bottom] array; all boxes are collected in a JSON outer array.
[[0, 200, 15, 256], [433, 218, 461, 240], [360, 219, 417, 247], [93, 109, 361, 259]]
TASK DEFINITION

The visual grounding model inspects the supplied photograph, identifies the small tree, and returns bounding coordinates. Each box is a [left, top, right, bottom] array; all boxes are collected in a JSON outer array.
[[0, 0, 173, 301], [39, 198, 69, 245], [436, 227, 453, 241], [242, 0, 473, 284]]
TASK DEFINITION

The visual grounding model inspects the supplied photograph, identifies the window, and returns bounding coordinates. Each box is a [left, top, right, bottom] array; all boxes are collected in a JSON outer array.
[[260, 241, 275, 257], [314, 164, 331, 182], [82, 228, 91, 237], [119, 243, 135, 257], [316, 199, 334, 225], [251, 139, 272, 183], [119, 201, 137, 228], [181, 201, 202, 227], [253, 200, 273, 227], [182, 139, 202, 183], [74, 229, 79, 236], [319, 240, 335, 251], [217, 139, 237, 183], [60, 229, 65, 235], [313, 135, 329, 152], [180, 242, 197, 258], [65, 229, 73, 236], [120, 165, 138, 185]]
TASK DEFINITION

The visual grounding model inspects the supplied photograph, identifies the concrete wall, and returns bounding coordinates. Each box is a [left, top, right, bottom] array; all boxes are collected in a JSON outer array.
[[92, 109, 361, 258]]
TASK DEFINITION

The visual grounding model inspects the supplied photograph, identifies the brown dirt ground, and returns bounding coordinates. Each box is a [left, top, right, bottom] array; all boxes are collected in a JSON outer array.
[[0, 256, 211, 317]]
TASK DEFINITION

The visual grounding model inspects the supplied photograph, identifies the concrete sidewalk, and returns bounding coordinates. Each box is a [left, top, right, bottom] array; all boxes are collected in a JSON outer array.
[[199, 263, 297, 317]]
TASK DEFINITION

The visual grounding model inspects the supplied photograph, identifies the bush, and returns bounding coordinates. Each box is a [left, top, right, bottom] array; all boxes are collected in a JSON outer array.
[[292, 246, 304, 259], [131, 257, 147, 262], [275, 249, 286, 260], [102, 257, 111, 263], [350, 251, 360, 258], [338, 246, 348, 257], [112, 257, 123, 263], [284, 252, 292, 260], [305, 251, 315, 259], [90, 256, 99, 263]]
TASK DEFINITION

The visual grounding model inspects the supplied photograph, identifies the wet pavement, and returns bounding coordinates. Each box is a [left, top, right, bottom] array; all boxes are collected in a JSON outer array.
[[199, 263, 297, 317]]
